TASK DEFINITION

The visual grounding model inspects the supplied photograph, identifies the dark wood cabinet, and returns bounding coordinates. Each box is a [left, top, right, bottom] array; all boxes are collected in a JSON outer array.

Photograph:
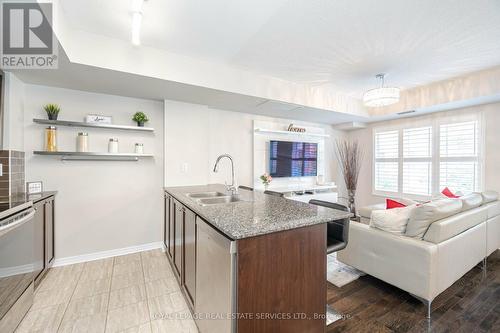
[[44, 198, 55, 266], [33, 201, 45, 284], [34, 195, 56, 288], [168, 197, 175, 259], [173, 200, 184, 279], [164, 192, 197, 309], [183, 208, 196, 307], [164, 194, 175, 260]]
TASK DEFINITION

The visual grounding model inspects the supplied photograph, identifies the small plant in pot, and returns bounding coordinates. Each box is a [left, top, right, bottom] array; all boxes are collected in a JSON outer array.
[[132, 111, 149, 127], [44, 104, 60, 120]]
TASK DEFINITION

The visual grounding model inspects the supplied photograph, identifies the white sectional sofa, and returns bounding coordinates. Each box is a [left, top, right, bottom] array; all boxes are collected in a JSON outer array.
[[337, 191, 500, 318]]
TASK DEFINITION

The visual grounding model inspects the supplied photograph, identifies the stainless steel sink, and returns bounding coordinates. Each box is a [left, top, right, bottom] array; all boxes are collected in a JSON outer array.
[[197, 196, 245, 206], [186, 191, 226, 199]]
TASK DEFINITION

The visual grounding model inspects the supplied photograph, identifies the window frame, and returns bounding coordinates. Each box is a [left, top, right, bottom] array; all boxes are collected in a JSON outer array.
[[372, 114, 483, 200]]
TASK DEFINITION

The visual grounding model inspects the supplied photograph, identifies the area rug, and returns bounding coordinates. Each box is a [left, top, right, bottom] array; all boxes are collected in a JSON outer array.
[[327, 252, 365, 287]]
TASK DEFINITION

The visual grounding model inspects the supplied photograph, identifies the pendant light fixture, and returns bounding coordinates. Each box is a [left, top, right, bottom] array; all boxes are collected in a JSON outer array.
[[363, 74, 400, 107]]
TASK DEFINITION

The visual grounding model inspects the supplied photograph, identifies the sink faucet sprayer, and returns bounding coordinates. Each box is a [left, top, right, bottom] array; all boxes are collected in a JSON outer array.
[[213, 154, 238, 194]]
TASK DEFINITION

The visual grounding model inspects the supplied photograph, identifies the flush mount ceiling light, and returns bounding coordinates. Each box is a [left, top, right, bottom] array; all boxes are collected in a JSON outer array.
[[363, 74, 400, 107], [131, 0, 145, 46]]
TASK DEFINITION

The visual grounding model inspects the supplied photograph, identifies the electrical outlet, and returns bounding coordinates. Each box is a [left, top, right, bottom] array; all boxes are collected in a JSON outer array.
[[181, 163, 189, 174]]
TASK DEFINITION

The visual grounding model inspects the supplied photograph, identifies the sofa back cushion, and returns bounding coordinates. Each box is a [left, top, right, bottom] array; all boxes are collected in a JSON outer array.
[[405, 199, 463, 238], [458, 193, 483, 212], [370, 205, 415, 235], [423, 206, 488, 243], [358, 203, 385, 219], [481, 191, 499, 204]]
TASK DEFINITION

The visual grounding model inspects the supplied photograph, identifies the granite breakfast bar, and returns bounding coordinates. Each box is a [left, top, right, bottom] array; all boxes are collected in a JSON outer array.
[[163, 184, 352, 333]]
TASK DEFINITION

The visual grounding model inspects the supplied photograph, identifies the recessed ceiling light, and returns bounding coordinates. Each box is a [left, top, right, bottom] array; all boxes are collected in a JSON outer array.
[[363, 74, 400, 107]]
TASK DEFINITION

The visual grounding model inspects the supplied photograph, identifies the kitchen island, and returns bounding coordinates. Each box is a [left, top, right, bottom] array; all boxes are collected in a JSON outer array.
[[164, 184, 351, 333]]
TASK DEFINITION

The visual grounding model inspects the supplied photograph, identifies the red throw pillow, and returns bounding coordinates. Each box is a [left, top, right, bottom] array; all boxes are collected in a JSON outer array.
[[442, 187, 460, 198], [386, 198, 407, 209]]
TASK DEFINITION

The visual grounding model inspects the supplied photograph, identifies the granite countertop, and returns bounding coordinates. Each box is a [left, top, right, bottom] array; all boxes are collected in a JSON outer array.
[[165, 184, 352, 240]]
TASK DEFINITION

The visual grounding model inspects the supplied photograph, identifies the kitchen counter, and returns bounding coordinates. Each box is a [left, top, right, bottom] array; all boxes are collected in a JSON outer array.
[[164, 184, 351, 240], [0, 191, 57, 219]]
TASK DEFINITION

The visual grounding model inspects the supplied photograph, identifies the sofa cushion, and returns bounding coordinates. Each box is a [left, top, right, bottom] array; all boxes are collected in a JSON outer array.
[[358, 203, 385, 218], [484, 201, 500, 219], [370, 205, 416, 235], [423, 206, 488, 243], [481, 191, 499, 204], [405, 199, 463, 238], [458, 193, 483, 212], [386, 198, 406, 209]]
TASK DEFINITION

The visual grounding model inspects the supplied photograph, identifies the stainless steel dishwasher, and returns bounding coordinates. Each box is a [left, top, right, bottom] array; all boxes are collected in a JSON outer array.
[[195, 217, 237, 333]]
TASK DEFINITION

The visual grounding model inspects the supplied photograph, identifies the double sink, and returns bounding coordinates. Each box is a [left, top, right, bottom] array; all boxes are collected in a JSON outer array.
[[186, 191, 247, 206]]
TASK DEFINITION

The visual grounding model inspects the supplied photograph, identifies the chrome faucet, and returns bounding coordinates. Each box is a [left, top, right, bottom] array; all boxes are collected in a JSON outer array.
[[213, 154, 238, 194]]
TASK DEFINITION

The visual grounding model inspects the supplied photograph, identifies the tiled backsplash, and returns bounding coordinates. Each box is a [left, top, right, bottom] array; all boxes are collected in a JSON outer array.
[[0, 150, 25, 197]]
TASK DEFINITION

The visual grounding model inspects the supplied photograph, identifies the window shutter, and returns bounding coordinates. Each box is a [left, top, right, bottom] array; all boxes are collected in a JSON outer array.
[[375, 131, 398, 158], [374, 130, 399, 193], [403, 127, 432, 196], [439, 121, 479, 194]]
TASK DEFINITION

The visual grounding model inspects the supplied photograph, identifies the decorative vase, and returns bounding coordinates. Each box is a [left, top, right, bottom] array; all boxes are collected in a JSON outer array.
[[48, 113, 58, 121], [137, 121, 144, 127], [264, 183, 269, 190], [347, 189, 356, 217]]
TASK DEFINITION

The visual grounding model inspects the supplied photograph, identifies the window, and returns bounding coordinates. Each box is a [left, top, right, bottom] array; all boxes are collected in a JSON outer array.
[[403, 127, 432, 196], [374, 131, 398, 193], [439, 121, 479, 194], [373, 118, 481, 198]]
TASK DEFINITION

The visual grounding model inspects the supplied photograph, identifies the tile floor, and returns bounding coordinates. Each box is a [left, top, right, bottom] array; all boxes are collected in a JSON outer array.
[[16, 249, 199, 333]]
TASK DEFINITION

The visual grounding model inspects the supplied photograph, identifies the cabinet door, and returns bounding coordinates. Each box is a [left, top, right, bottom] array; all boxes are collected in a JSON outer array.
[[183, 208, 196, 307], [33, 201, 45, 285], [168, 196, 175, 259], [163, 194, 169, 250], [44, 198, 55, 267], [173, 201, 184, 279]]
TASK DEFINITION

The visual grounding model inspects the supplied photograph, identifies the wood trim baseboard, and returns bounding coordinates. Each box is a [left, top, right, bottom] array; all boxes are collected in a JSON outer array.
[[53, 241, 165, 267]]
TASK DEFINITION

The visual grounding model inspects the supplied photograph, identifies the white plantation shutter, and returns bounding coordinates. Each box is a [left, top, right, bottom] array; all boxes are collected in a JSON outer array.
[[439, 121, 480, 194], [440, 121, 478, 157], [375, 162, 398, 192], [373, 116, 482, 198], [403, 127, 432, 196], [375, 131, 398, 158], [374, 130, 399, 192]]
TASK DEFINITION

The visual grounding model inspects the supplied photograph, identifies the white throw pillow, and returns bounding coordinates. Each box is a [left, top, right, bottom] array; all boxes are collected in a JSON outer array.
[[459, 193, 483, 211], [370, 205, 416, 235], [405, 199, 463, 238]]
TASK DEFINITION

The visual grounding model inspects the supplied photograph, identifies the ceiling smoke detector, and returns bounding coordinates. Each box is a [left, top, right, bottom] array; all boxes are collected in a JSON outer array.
[[363, 74, 400, 107]]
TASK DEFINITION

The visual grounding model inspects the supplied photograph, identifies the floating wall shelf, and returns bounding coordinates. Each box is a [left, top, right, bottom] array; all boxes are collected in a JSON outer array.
[[254, 128, 330, 138], [33, 119, 154, 132], [33, 151, 154, 161]]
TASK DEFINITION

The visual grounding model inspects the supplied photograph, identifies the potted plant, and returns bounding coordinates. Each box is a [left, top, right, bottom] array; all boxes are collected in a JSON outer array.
[[44, 104, 60, 120], [260, 173, 273, 189], [132, 111, 149, 127]]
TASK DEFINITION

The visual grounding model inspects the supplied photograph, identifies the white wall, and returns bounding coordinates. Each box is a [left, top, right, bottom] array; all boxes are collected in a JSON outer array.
[[23, 84, 164, 259], [350, 103, 500, 208], [2, 72, 25, 151], [165, 100, 345, 189]]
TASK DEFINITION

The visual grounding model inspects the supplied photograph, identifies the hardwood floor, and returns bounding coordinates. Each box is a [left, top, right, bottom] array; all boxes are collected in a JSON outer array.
[[327, 250, 500, 333]]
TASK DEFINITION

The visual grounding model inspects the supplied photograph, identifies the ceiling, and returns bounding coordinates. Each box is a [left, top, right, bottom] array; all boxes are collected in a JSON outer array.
[[60, 0, 500, 97]]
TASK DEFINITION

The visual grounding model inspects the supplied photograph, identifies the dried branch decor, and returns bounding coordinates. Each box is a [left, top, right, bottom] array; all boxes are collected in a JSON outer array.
[[336, 139, 364, 216]]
